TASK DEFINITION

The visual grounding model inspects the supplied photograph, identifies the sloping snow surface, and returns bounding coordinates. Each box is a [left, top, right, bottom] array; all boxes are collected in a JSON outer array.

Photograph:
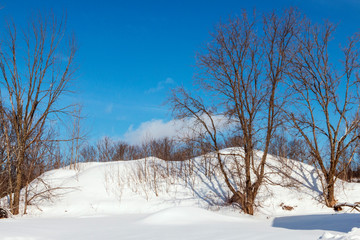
[[1, 148, 359, 239]]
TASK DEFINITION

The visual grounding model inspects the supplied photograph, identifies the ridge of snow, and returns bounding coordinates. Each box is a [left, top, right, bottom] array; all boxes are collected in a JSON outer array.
[[1, 148, 359, 240]]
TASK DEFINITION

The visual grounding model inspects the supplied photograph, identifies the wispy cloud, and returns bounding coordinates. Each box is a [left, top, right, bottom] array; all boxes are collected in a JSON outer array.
[[123, 115, 229, 145], [146, 77, 174, 93], [123, 119, 180, 144]]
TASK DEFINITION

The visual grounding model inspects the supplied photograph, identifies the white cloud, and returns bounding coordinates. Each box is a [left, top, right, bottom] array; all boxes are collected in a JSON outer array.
[[123, 119, 181, 144], [146, 77, 175, 93], [123, 115, 229, 145]]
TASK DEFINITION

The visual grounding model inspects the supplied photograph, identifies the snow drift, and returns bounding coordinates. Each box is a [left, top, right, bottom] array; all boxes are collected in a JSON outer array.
[[1, 148, 359, 240]]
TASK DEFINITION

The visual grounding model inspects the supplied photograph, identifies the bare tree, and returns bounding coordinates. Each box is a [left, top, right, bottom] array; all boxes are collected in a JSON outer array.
[[170, 9, 299, 214], [287, 137, 309, 162], [0, 110, 15, 207], [69, 104, 84, 169], [80, 143, 98, 162], [0, 14, 77, 214], [287, 20, 360, 207], [268, 133, 288, 159], [97, 137, 116, 162], [113, 141, 129, 161], [148, 137, 175, 161], [22, 128, 56, 214]]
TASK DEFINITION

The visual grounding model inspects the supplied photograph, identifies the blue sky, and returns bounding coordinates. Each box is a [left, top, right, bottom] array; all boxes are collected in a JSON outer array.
[[1, 0, 360, 144]]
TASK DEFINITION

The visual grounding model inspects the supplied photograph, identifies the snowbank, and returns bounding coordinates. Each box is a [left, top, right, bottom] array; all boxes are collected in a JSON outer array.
[[319, 228, 360, 240], [1, 148, 359, 240]]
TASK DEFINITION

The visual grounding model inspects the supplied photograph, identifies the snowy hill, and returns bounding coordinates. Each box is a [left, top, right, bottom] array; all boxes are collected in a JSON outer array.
[[1, 148, 359, 240]]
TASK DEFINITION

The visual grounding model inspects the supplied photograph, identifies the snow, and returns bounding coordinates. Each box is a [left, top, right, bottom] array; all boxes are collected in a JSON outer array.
[[1, 149, 359, 240], [2, 212, 357, 240], [140, 206, 244, 225], [319, 228, 360, 240]]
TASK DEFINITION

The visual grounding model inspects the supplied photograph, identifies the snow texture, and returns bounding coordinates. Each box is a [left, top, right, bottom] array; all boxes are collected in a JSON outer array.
[[0, 148, 359, 240]]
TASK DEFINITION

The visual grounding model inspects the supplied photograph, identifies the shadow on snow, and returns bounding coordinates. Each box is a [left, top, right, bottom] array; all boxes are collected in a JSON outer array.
[[272, 213, 360, 233]]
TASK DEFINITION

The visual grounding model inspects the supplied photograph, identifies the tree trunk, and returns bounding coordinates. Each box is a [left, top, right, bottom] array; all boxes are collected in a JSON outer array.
[[12, 169, 22, 215], [12, 147, 25, 215], [244, 191, 254, 215], [325, 179, 336, 207]]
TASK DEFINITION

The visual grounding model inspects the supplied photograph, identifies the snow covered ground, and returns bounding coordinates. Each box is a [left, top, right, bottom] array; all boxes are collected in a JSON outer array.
[[0, 149, 359, 239], [1, 209, 359, 240]]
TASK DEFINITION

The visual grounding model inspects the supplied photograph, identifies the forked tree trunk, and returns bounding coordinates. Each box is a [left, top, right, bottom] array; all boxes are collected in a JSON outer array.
[[229, 189, 255, 215], [244, 190, 255, 215]]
